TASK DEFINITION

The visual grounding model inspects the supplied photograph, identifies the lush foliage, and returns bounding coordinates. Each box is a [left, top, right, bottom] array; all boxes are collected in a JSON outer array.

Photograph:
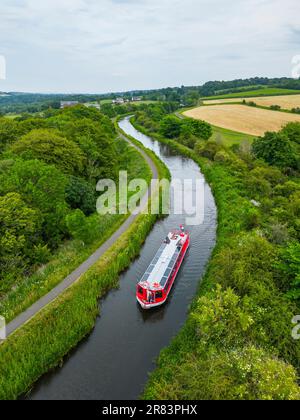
[[253, 130, 299, 172], [132, 114, 300, 400], [0, 123, 169, 399], [0, 106, 129, 300]]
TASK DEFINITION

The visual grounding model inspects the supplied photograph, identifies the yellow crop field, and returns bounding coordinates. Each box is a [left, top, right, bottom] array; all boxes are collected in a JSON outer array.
[[203, 94, 300, 110], [184, 104, 300, 136]]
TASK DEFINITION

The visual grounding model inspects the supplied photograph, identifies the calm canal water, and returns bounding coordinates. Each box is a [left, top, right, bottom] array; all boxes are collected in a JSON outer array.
[[28, 117, 217, 400]]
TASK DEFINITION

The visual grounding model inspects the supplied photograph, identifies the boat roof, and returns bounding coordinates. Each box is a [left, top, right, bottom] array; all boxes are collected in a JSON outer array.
[[139, 231, 187, 289]]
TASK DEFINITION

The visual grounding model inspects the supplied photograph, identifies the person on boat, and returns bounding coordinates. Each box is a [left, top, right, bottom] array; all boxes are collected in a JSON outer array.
[[147, 289, 154, 303]]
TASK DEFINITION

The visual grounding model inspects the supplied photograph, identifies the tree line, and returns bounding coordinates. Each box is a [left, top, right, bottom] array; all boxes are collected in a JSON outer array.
[[2, 76, 300, 114]]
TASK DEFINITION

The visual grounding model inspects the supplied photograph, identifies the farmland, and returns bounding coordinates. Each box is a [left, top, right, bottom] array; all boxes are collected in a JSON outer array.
[[203, 94, 300, 110], [202, 87, 300, 101], [184, 104, 300, 136]]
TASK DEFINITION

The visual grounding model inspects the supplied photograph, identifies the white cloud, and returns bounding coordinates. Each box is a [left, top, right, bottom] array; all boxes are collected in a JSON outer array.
[[0, 0, 298, 92]]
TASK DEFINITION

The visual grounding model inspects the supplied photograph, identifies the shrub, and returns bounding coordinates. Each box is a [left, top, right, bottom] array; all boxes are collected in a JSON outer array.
[[150, 346, 300, 400], [267, 223, 290, 245], [159, 116, 182, 138], [252, 132, 298, 171], [66, 209, 98, 245], [182, 118, 212, 140], [66, 176, 96, 216], [270, 105, 281, 110], [192, 286, 255, 348], [212, 232, 275, 296], [276, 242, 300, 301], [214, 150, 231, 163], [195, 141, 223, 161]]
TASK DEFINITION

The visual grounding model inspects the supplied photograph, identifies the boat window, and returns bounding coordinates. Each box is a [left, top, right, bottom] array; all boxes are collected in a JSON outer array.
[[160, 275, 168, 286], [138, 286, 144, 295], [156, 291, 163, 299], [164, 268, 171, 276]]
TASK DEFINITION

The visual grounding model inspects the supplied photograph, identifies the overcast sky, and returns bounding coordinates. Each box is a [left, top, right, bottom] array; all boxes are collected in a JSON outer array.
[[0, 0, 299, 93]]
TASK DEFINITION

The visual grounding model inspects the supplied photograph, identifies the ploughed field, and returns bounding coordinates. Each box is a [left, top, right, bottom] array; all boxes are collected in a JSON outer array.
[[184, 104, 300, 136], [203, 94, 300, 110]]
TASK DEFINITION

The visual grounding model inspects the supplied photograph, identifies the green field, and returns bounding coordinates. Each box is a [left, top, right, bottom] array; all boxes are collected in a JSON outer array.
[[202, 87, 300, 101], [210, 124, 256, 146], [100, 99, 112, 105], [4, 114, 18, 119], [214, 85, 263, 95]]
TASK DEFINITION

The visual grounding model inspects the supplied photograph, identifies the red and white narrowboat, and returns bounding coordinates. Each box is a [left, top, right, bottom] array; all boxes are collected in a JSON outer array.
[[136, 226, 190, 309]]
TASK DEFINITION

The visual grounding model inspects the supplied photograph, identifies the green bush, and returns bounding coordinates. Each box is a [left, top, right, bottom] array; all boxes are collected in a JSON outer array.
[[252, 132, 299, 171], [159, 115, 182, 138]]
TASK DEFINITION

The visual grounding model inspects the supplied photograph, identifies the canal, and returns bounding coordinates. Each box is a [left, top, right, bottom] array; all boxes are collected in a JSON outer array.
[[28, 117, 217, 400]]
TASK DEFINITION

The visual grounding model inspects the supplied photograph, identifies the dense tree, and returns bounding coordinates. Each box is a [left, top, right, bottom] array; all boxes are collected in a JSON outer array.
[[0, 118, 20, 152], [159, 116, 182, 138], [183, 118, 212, 140], [281, 122, 300, 145], [17, 117, 48, 135], [0, 105, 126, 300], [66, 176, 96, 216], [0, 159, 68, 246], [0, 193, 39, 293], [100, 103, 117, 118], [62, 118, 118, 180], [10, 129, 85, 174], [252, 132, 299, 171]]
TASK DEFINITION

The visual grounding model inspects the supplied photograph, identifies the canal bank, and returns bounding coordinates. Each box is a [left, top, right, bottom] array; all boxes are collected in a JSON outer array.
[[26, 117, 217, 400]]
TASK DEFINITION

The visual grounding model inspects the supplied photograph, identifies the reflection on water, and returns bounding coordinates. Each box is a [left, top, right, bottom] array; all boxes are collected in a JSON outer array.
[[28, 117, 217, 400]]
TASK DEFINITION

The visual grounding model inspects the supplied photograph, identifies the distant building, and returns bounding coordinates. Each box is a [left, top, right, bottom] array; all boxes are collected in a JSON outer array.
[[112, 97, 125, 105], [60, 101, 79, 109], [132, 96, 142, 102]]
